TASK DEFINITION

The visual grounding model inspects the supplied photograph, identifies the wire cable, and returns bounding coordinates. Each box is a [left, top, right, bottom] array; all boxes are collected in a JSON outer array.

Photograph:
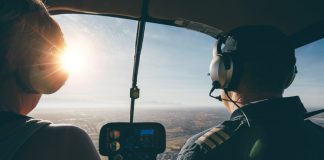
[[224, 90, 251, 127]]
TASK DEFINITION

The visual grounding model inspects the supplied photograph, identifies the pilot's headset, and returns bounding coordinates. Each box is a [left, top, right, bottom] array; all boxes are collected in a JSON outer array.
[[209, 36, 241, 90], [209, 33, 297, 91], [15, 43, 69, 94], [1, 0, 69, 94]]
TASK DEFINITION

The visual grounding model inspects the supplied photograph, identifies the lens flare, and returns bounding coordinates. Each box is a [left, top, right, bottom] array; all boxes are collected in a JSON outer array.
[[60, 47, 85, 74]]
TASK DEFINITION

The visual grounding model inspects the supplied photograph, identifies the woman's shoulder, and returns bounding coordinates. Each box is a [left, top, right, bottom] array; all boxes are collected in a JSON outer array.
[[14, 123, 100, 160], [43, 123, 90, 137]]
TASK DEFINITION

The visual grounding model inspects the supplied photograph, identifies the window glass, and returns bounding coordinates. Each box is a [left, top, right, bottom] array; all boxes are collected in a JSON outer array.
[[30, 15, 138, 159], [30, 14, 324, 160], [30, 14, 228, 160], [135, 23, 229, 158], [285, 38, 324, 126], [35, 14, 137, 110]]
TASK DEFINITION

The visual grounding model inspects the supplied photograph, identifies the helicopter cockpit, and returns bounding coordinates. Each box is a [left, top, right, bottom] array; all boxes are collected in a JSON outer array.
[[3, 0, 324, 160], [40, 0, 324, 159]]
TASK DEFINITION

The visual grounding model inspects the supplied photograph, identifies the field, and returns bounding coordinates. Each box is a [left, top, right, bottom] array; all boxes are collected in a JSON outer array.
[[30, 107, 324, 160]]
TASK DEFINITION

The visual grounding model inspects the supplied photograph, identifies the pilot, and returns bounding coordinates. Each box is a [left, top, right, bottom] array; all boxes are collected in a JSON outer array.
[[177, 26, 324, 160], [0, 0, 100, 160]]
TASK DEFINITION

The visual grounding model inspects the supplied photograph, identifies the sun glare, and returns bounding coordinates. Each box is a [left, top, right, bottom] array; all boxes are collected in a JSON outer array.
[[61, 46, 85, 74]]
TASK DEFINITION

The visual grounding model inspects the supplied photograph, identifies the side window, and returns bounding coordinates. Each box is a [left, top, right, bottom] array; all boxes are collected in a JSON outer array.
[[285, 38, 324, 125]]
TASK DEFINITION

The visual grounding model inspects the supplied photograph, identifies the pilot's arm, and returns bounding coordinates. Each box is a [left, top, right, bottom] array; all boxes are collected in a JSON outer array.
[[177, 134, 207, 160], [177, 128, 216, 160], [177, 121, 239, 160]]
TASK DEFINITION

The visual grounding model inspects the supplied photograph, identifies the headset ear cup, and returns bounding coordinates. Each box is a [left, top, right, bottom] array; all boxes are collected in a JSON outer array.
[[210, 40, 235, 90], [209, 55, 234, 89], [29, 66, 68, 94], [15, 67, 38, 93], [284, 65, 297, 89], [16, 53, 68, 94]]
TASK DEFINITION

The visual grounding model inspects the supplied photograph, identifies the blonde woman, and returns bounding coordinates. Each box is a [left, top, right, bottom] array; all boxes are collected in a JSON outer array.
[[0, 0, 100, 160]]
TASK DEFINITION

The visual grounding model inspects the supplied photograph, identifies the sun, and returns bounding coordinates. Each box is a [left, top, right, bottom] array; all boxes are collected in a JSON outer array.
[[60, 46, 85, 74]]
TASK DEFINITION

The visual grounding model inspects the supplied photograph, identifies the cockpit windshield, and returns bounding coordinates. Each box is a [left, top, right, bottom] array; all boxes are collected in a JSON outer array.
[[30, 14, 324, 160]]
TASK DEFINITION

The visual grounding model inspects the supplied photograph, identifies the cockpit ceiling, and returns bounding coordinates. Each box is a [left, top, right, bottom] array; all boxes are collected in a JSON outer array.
[[151, 0, 324, 34], [51, 0, 324, 47]]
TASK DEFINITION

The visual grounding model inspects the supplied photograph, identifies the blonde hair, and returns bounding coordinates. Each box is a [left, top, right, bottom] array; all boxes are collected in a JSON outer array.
[[0, 0, 64, 81]]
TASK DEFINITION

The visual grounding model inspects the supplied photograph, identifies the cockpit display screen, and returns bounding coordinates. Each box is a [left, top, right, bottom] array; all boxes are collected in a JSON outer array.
[[141, 129, 154, 135]]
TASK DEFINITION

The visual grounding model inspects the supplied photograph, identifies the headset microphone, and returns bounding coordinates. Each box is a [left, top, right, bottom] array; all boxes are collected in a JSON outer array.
[[209, 81, 239, 102], [209, 86, 222, 101], [209, 81, 222, 101]]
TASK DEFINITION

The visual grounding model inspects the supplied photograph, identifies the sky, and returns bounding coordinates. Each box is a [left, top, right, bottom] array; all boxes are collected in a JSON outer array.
[[35, 14, 324, 112]]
